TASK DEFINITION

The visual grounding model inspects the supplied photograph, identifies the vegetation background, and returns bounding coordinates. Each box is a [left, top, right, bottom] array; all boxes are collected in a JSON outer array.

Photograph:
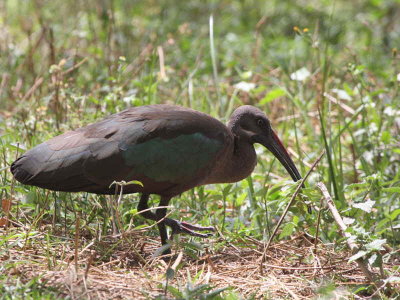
[[0, 0, 399, 298]]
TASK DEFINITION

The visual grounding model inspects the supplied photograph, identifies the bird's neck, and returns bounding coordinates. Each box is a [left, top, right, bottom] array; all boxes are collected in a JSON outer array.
[[206, 136, 257, 184]]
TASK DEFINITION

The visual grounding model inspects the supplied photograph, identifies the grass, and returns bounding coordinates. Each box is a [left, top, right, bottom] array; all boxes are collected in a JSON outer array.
[[1, 0, 400, 298]]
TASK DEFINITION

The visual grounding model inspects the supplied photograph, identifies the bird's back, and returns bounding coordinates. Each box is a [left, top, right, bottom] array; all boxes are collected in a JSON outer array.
[[11, 105, 232, 196]]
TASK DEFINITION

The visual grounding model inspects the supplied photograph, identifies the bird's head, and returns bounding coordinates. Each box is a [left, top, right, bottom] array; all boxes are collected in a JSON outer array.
[[229, 105, 302, 182]]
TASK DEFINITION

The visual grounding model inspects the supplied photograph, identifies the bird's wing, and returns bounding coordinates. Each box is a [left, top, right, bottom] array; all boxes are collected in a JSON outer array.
[[11, 105, 231, 195]]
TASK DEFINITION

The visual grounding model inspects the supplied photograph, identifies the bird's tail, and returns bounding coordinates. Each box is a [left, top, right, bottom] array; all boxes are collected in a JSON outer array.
[[11, 155, 34, 184]]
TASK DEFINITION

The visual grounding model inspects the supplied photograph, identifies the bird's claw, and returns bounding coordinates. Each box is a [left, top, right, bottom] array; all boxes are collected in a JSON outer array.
[[165, 218, 215, 238]]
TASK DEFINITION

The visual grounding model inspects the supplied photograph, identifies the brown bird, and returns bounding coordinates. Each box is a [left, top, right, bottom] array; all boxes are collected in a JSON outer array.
[[11, 104, 301, 251]]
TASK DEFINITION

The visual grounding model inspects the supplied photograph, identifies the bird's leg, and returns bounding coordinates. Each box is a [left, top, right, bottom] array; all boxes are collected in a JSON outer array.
[[138, 193, 156, 220], [138, 193, 169, 246], [155, 196, 170, 246]]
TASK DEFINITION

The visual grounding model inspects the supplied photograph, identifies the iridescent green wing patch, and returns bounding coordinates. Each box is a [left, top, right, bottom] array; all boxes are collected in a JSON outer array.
[[122, 133, 222, 182]]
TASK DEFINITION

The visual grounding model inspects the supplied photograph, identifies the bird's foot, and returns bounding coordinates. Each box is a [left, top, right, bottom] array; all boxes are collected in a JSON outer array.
[[165, 218, 215, 238], [179, 221, 215, 232]]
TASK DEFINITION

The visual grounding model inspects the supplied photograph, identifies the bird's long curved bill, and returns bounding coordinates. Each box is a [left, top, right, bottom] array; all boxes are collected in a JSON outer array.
[[264, 131, 302, 182]]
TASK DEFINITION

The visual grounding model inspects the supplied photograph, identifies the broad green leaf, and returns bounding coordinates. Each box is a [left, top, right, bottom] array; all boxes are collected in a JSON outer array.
[[189, 283, 210, 296], [383, 187, 400, 194], [352, 199, 375, 213], [279, 222, 295, 239], [109, 180, 144, 188], [185, 241, 204, 251], [166, 285, 183, 298], [365, 239, 386, 251], [259, 88, 286, 104], [380, 131, 391, 144], [126, 180, 144, 187], [203, 287, 230, 299], [368, 253, 377, 265], [390, 209, 400, 221], [348, 250, 367, 262], [368, 253, 383, 268]]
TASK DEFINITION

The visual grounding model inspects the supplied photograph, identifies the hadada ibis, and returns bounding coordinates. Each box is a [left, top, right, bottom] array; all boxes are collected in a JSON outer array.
[[11, 104, 302, 250]]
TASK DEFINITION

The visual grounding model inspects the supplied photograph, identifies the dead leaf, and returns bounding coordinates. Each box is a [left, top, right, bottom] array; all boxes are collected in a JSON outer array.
[[0, 217, 8, 227], [2, 198, 12, 213]]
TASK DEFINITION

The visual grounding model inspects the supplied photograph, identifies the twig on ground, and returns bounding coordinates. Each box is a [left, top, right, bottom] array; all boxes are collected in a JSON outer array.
[[316, 182, 388, 291], [74, 212, 80, 273], [62, 57, 88, 76], [259, 150, 325, 274], [21, 77, 43, 101], [84, 250, 96, 279]]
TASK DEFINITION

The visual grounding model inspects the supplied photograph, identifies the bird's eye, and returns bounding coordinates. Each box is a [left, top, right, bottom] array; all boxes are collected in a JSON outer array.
[[257, 119, 265, 127]]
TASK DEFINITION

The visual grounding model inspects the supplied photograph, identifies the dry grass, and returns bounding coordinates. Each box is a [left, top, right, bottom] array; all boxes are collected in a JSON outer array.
[[2, 227, 397, 299]]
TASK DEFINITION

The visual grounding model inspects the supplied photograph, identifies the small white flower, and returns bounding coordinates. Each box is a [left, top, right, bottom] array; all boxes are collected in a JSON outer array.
[[234, 81, 256, 92], [363, 151, 374, 162], [343, 217, 355, 225], [331, 88, 352, 101], [369, 122, 378, 133], [354, 128, 366, 137], [384, 106, 396, 116], [123, 95, 135, 104], [290, 67, 311, 81], [226, 32, 238, 42]]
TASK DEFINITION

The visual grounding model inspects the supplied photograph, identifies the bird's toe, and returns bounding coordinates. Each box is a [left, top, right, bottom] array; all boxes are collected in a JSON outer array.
[[164, 218, 214, 238]]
